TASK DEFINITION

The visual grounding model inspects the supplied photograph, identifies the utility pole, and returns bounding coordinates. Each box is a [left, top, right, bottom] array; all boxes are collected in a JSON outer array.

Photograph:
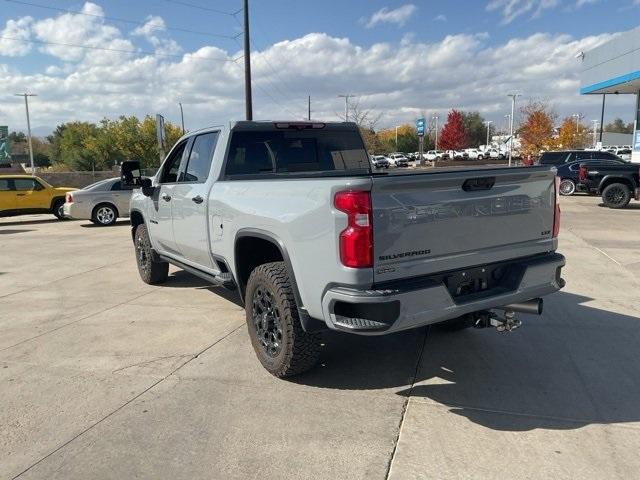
[[243, 0, 252, 120], [484, 120, 493, 147], [507, 93, 520, 167], [178, 102, 185, 134], [14, 93, 36, 175], [308, 95, 311, 121], [591, 120, 599, 147], [432, 115, 439, 150], [599, 94, 606, 143], [395, 126, 399, 150], [338, 94, 353, 121]]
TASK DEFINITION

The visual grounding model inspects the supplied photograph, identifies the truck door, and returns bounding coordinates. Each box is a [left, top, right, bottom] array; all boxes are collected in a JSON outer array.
[[170, 131, 220, 271], [148, 140, 188, 256]]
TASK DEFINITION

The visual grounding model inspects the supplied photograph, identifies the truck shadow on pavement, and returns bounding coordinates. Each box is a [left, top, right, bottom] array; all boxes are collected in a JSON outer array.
[[296, 291, 640, 432], [166, 270, 243, 306]]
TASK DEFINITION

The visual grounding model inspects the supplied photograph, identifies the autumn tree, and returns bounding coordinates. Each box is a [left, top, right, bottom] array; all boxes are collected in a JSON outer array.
[[518, 100, 556, 156], [438, 110, 467, 150], [338, 98, 383, 153], [556, 116, 590, 149]]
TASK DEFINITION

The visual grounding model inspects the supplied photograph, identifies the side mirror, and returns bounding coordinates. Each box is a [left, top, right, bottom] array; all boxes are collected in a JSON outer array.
[[120, 160, 141, 186], [140, 177, 154, 197]]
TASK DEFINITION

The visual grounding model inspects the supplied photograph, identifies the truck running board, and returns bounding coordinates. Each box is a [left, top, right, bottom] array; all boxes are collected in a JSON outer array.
[[159, 255, 237, 289]]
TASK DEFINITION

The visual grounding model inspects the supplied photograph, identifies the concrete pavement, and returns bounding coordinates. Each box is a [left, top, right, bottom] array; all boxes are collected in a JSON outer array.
[[1, 194, 639, 479]]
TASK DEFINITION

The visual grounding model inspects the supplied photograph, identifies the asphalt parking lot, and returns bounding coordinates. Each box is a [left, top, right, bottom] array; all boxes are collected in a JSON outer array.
[[2, 194, 640, 480]]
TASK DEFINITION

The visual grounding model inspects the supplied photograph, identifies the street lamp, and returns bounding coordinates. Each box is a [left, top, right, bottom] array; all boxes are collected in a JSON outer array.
[[507, 94, 521, 167], [572, 113, 581, 134], [395, 125, 399, 150], [591, 120, 599, 147], [338, 94, 354, 122], [432, 115, 439, 151], [14, 93, 37, 175], [484, 120, 493, 147]]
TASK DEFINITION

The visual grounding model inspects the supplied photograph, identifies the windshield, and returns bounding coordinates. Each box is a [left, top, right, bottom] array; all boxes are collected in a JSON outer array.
[[84, 179, 115, 191]]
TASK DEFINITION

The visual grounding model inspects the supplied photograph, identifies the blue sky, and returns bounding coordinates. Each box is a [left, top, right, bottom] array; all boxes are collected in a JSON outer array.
[[0, 0, 638, 134]]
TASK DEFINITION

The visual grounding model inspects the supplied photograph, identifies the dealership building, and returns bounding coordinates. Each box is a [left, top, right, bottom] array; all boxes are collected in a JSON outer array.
[[580, 26, 640, 162]]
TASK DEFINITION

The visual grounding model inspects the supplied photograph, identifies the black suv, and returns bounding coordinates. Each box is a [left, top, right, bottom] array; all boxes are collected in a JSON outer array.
[[556, 158, 628, 195], [539, 150, 621, 166]]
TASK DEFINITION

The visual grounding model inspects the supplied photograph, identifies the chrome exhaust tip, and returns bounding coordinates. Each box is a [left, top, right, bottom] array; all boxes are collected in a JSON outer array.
[[498, 298, 543, 315]]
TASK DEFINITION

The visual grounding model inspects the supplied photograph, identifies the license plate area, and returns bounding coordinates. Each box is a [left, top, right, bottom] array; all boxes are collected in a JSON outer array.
[[443, 261, 524, 301]]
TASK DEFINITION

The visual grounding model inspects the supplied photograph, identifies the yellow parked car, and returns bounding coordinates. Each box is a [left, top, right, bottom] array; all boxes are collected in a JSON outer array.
[[0, 175, 76, 220]]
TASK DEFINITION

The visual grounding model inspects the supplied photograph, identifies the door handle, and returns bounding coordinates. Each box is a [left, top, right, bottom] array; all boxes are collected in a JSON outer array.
[[192, 195, 204, 204], [161, 193, 171, 202], [16, 193, 26, 196]]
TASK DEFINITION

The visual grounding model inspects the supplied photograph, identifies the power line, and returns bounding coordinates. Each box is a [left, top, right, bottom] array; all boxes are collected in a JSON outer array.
[[2, 0, 241, 40], [160, 0, 240, 16], [0, 35, 243, 63], [230, 61, 303, 119]]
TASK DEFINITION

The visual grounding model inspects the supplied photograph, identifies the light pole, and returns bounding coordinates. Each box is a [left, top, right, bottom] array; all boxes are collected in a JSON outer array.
[[15, 93, 36, 175], [338, 94, 353, 122], [395, 126, 399, 150], [591, 120, 598, 147], [484, 120, 493, 147], [504, 114, 511, 135], [572, 114, 581, 134], [432, 115, 439, 150], [507, 94, 520, 167], [178, 102, 185, 134]]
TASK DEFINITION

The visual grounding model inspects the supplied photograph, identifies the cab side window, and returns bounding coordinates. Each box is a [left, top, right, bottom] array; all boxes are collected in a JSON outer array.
[[13, 179, 38, 191], [179, 132, 219, 183], [110, 181, 133, 191], [0, 179, 11, 191], [159, 141, 187, 184]]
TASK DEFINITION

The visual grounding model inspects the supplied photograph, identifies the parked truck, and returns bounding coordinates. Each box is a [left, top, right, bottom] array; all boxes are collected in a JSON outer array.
[[578, 162, 640, 208], [122, 121, 565, 377]]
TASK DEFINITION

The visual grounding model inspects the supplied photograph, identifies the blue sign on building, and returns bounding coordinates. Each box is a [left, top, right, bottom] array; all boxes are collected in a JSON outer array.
[[416, 117, 425, 137]]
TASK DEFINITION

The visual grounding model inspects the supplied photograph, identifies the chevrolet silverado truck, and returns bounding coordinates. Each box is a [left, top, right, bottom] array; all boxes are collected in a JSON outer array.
[[578, 162, 640, 208], [122, 121, 565, 377]]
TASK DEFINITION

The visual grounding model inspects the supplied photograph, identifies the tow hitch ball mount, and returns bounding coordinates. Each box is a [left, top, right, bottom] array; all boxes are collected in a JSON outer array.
[[472, 298, 542, 333]]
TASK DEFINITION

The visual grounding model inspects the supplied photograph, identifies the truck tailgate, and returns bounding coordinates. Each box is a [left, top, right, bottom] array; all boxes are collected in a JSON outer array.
[[371, 167, 556, 283]]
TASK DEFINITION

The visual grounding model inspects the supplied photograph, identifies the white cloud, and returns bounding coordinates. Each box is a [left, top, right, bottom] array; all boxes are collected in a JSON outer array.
[[487, 0, 561, 23], [31, 2, 134, 62], [434, 14, 447, 22], [0, 6, 629, 135], [364, 4, 417, 28], [0, 16, 33, 57], [131, 15, 181, 56]]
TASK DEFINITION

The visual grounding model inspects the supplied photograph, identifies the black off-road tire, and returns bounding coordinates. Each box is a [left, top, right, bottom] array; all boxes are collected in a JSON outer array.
[[134, 224, 169, 284], [602, 183, 631, 209], [52, 198, 66, 220], [245, 262, 320, 377]]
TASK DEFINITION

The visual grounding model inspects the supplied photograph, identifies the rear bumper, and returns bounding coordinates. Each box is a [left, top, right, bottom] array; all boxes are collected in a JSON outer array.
[[62, 202, 91, 220], [320, 252, 565, 335]]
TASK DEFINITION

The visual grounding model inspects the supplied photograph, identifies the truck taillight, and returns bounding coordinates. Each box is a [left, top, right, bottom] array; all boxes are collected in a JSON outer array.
[[65, 192, 73, 203], [553, 176, 561, 238], [578, 164, 587, 182], [334, 190, 373, 268]]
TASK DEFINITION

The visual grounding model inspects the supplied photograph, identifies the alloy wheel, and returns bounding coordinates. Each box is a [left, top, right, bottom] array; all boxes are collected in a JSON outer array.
[[96, 206, 115, 225], [252, 286, 283, 357]]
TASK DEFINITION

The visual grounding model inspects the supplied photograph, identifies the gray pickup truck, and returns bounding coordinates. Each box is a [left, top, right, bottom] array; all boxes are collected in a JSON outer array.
[[123, 121, 565, 377]]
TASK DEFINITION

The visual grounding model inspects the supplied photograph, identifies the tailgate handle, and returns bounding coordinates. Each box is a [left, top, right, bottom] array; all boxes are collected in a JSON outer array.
[[462, 177, 495, 191]]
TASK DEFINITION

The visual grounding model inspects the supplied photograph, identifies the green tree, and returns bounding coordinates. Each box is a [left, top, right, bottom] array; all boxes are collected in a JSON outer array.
[[604, 118, 633, 134], [461, 111, 490, 148]]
